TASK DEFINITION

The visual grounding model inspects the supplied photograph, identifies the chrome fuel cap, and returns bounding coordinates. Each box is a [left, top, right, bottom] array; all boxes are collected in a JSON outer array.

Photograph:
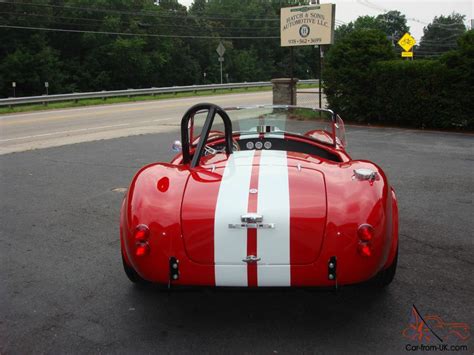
[[353, 168, 378, 181]]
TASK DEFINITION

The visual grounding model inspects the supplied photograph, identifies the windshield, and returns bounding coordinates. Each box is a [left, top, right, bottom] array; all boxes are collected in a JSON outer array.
[[189, 106, 343, 147], [228, 106, 336, 146]]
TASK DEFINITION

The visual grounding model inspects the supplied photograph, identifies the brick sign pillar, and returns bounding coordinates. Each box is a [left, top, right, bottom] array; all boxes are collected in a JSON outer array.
[[271, 78, 299, 105]]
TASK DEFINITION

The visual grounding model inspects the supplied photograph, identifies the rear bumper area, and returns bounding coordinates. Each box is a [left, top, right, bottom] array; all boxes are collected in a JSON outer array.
[[125, 248, 385, 288]]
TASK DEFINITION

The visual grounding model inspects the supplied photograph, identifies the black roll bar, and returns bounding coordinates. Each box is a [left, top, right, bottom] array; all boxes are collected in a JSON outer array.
[[180, 103, 233, 167]]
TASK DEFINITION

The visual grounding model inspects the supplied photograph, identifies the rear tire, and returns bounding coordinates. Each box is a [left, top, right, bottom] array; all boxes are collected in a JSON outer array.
[[371, 246, 398, 287], [122, 253, 149, 284]]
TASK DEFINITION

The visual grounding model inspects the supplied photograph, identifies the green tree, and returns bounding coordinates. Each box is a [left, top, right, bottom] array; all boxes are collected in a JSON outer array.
[[437, 30, 474, 129], [376, 10, 409, 42], [335, 11, 409, 44], [418, 13, 467, 57], [323, 29, 396, 122]]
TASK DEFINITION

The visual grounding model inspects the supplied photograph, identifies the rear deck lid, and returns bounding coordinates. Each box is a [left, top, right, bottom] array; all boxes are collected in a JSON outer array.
[[181, 150, 327, 265]]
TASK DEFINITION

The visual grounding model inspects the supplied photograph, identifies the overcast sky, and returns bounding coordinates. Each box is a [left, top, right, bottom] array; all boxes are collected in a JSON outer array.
[[178, 0, 473, 41]]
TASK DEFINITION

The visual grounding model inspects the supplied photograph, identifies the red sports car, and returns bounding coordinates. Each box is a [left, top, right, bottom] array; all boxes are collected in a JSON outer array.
[[120, 103, 398, 288]]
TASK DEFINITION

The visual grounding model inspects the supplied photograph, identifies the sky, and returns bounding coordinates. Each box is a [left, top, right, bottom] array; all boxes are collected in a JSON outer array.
[[178, 0, 473, 41]]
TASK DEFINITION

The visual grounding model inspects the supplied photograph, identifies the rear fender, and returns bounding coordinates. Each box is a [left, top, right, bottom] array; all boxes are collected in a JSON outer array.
[[120, 163, 189, 281], [322, 160, 393, 283]]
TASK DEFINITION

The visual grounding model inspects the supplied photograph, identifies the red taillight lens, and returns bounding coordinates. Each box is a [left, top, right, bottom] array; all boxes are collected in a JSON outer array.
[[135, 243, 149, 257], [134, 225, 150, 257], [358, 243, 372, 257], [357, 224, 374, 257], [157, 177, 170, 192], [358, 224, 374, 242], [134, 224, 149, 241]]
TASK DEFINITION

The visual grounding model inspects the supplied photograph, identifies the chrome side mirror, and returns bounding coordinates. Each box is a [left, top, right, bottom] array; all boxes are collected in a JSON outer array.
[[171, 140, 182, 152]]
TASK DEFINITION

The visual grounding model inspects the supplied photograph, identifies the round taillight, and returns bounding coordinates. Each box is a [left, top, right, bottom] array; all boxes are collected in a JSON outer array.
[[358, 224, 374, 242], [134, 224, 149, 241]]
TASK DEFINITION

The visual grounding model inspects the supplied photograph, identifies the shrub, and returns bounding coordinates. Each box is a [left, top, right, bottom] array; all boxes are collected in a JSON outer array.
[[373, 60, 447, 128], [323, 29, 396, 123], [324, 30, 474, 130]]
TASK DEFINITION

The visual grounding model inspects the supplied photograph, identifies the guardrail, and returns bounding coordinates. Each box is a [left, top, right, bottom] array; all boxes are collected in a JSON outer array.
[[0, 80, 319, 107]]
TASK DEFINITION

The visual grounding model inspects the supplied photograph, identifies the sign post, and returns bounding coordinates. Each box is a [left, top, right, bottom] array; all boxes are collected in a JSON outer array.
[[398, 33, 416, 60], [12, 82, 16, 98], [45, 81, 49, 95], [280, 3, 335, 108], [216, 42, 226, 84]]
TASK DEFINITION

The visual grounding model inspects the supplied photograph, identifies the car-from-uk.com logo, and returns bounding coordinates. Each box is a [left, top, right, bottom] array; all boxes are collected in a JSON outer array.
[[402, 305, 470, 352]]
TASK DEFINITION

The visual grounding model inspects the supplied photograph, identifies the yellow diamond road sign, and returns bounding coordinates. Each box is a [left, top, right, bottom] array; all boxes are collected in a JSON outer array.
[[398, 33, 416, 52]]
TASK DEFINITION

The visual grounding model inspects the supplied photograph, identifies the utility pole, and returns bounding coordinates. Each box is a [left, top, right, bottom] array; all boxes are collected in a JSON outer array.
[[311, 0, 323, 109]]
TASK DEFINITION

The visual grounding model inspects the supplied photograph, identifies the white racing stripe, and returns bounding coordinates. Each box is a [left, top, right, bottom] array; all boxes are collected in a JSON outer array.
[[257, 150, 291, 286], [214, 150, 255, 286]]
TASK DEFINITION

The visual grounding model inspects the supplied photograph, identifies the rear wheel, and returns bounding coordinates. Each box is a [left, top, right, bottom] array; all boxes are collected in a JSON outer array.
[[122, 253, 148, 284], [371, 246, 398, 287]]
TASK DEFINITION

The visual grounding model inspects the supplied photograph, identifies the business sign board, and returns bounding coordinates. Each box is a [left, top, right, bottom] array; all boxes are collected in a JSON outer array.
[[281, 4, 335, 47]]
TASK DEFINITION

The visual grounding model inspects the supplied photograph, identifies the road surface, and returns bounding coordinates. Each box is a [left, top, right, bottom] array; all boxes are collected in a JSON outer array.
[[0, 91, 325, 155]]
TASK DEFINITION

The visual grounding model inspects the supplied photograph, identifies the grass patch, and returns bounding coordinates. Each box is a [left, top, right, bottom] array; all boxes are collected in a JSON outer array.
[[0, 84, 319, 115]]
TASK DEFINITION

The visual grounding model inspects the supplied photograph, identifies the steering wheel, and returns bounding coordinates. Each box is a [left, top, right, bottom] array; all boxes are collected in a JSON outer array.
[[203, 131, 240, 155]]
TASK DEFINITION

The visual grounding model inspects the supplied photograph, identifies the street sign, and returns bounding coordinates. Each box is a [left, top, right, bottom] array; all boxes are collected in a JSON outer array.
[[216, 42, 225, 57], [45, 82, 49, 88], [12, 82, 16, 88], [401, 51, 413, 58], [281, 4, 336, 47], [216, 42, 226, 84], [398, 33, 416, 52]]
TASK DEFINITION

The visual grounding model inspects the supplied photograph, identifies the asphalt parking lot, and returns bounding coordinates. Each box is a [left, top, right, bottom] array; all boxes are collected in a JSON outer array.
[[1, 125, 473, 354]]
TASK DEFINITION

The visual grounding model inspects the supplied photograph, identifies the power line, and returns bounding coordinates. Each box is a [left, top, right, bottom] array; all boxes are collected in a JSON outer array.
[[1, 1, 281, 22], [0, 11, 280, 31], [0, 24, 280, 40]]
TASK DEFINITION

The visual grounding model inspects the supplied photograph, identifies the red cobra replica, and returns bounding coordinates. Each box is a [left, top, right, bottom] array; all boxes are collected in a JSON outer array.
[[120, 103, 398, 288]]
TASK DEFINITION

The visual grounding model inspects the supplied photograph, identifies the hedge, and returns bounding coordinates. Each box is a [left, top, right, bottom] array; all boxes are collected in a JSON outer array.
[[324, 30, 474, 130]]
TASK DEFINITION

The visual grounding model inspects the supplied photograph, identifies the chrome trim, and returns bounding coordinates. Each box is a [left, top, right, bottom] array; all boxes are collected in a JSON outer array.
[[242, 255, 260, 263], [353, 169, 378, 181], [228, 223, 275, 229], [171, 140, 182, 152], [241, 213, 263, 223]]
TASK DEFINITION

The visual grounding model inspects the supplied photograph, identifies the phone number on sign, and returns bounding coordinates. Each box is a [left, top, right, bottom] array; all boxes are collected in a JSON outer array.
[[288, 38, 322, 44]]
